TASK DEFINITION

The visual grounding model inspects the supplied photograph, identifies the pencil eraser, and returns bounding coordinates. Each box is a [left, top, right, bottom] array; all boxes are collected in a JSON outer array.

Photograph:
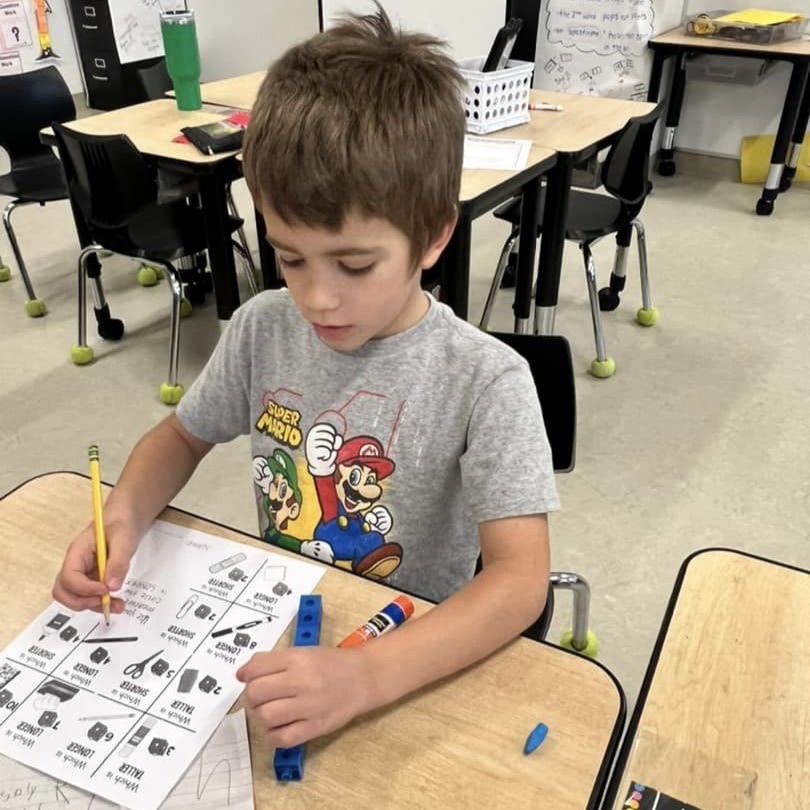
[[523, 722, 548, 754]]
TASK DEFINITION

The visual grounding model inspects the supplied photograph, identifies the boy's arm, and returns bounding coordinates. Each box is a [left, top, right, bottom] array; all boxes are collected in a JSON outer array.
[[238, 512, 549, 746], [360, 512, 549, 703], [53, 414, 213, 611]]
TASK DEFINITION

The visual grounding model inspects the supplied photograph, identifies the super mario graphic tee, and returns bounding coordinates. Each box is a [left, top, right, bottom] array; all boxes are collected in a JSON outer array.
[[176, 290, 559, 603]]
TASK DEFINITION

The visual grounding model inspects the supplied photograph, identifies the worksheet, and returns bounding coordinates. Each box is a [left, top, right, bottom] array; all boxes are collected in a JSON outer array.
[[0, 709, 254, 810], [0, 520, 324, 810]]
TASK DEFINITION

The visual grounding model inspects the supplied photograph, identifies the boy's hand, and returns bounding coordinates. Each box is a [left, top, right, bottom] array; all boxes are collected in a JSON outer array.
[[236, 647, 372, 748], [52, 522, 138, 614]]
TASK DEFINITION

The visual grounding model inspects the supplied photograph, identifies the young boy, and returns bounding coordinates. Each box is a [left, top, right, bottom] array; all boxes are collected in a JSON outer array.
[[53, 7, 559, 748]]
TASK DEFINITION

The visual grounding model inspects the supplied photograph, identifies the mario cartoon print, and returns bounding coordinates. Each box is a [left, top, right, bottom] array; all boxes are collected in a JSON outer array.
[[304, 422, 402, 579], [253, 449, 303, 552]]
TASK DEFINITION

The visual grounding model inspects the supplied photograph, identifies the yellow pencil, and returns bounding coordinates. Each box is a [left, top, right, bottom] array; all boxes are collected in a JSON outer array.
[[88, 444, 111, 625]]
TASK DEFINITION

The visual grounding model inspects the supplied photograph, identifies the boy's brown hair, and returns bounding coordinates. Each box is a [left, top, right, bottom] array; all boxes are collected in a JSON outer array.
[[242, 5, 464, 264]]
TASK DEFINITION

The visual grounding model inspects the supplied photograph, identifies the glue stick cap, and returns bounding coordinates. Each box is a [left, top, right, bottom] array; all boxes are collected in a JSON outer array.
[[388, 595, 415, 623]]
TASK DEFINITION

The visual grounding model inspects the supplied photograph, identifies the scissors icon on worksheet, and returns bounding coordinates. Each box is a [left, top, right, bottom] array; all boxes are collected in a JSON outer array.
[[123, 649, 164, 679]]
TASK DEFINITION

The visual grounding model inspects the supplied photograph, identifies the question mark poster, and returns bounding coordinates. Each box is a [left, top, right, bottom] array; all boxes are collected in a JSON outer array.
[[0, 0, 31, 73]]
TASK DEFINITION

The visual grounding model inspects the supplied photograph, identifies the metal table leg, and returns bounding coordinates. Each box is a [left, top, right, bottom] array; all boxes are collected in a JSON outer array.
[[439, 213, 471, 320], [658, 53, 687, 177], [513, 179, 540, 334], [779, 66, 810, 193], [199, 171, 240, 319], [756, 61, 809, 216], [533, 158, 573, 336]]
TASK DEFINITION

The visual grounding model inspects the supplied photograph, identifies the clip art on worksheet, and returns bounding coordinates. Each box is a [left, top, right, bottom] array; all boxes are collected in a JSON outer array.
[[0, 709, 254, 810], [0, 519, 324, 810]]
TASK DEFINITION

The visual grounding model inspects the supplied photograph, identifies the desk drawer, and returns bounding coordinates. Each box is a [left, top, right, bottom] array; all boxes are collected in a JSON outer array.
[[80, 48, 126, 110], [70, 0, 113, 30]]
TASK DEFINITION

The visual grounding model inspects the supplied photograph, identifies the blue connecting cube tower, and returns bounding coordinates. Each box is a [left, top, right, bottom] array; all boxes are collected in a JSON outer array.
[[273, 594, 322, 782]]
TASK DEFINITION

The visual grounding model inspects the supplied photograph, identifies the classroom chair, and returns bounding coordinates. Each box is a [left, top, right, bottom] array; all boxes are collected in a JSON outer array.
[[135, 60, 259, 299], [480, 104, 664, 378], [0, 66, 76, 317], [481, 332, 596, 654], [51, 122, 253, 405]]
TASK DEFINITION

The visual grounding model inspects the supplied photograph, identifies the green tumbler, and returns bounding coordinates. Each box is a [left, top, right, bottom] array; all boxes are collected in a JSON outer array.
[[161, 10, 202, 111]]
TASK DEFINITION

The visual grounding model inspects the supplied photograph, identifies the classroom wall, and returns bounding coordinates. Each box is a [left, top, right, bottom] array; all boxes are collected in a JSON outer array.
[[324, 0, 808, 161], [192, 0, 318, 82]]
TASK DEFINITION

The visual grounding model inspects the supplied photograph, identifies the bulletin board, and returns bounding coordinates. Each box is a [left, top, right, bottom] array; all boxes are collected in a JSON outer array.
[[0, 0, 82, 92]]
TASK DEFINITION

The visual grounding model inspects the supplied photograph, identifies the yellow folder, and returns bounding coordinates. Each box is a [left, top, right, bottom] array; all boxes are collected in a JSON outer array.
[[715, 9, 805, 26]]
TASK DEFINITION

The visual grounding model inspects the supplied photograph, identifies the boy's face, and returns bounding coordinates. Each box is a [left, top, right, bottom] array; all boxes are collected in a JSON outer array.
[[260, 202, 453, 351]]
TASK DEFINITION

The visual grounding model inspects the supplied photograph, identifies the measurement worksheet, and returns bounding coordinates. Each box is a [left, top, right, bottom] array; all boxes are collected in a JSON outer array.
[[0, 520, 325, 810]]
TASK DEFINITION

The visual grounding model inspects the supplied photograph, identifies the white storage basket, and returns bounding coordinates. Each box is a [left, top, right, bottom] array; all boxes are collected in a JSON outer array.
[[458, 57, 534, 135]]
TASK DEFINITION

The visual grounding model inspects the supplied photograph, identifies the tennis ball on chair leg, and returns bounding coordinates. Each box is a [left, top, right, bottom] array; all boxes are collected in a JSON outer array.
[[71, 345, 94, 365], [0, 265, 11, 282], [636, 307, 659, 327], [159, 383, 184, 405], [24, 299, 47, 317]]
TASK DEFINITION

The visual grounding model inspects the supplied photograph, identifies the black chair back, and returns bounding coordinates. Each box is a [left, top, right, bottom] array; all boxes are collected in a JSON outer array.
[[136, 60, 173, 100], [478, 333, 576, 642], [0, 66, 75, 170], [51, 123, 157, 232], [506, 0, 542, 64], [490, 332, 576, 473], [601, 103, 664, 207]]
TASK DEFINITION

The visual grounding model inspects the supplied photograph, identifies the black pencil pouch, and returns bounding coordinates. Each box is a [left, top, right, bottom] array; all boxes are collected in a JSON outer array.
[[181, 120, 245, 154]]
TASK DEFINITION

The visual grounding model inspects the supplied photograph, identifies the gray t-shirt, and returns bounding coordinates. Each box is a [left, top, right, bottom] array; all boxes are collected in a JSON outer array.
[[176, 290, 558, 603]]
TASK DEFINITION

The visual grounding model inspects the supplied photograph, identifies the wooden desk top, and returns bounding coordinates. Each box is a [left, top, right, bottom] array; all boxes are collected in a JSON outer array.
[[1, 473, 623, 810], [608, 549, 809, 810], [42, 99, 241, 165], [198, 71, 265, 110], [650, 26, 810, 58], [497, 90, 656, 157]]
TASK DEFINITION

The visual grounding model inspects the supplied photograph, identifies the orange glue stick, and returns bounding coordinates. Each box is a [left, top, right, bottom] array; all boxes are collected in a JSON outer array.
[[338, 595, 414, 648]]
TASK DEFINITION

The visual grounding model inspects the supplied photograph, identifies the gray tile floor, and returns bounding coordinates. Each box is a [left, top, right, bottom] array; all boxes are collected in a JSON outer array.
[[1, 162, 808, 713]]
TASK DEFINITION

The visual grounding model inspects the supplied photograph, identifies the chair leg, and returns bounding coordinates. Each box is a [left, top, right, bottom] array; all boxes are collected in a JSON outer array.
[[632, 219, 659, 327], [227, 188, 259, 296], [2, 199, 47, 316], [71, 245, 104, 366], [582, 243, 616, 378], [157, 260, 185, 405], [598, 223, 632, 312], [479, 227, 519, 330], [85, 251, 125, 341], [551, 572, 598, 657]]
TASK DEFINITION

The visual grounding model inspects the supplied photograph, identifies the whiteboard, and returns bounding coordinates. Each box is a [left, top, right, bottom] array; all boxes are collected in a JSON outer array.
[[109, 0, 164, 65], [320, 0, 506, 59]]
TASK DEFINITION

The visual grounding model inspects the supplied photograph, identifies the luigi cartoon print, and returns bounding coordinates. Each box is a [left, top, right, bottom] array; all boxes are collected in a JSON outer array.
[[253, 449, 303, 552], [304, 422, 402, 579]]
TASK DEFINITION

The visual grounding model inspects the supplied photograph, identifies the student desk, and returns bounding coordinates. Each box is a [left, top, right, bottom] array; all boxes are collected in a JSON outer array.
[[41, 100, 245, 320], [0, 472, 625, 810], [647, 28, 810, 216], [604, 548, 809, 810], [196, 74, 651, 330]]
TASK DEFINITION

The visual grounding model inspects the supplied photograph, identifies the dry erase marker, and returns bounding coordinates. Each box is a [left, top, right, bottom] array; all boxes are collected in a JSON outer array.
[[338, 595, 414, 648], [529, 102, 564, 112]]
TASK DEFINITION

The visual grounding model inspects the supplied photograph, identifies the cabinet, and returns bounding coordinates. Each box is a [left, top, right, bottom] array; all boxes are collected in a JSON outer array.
[[67, 0, 164, 110]]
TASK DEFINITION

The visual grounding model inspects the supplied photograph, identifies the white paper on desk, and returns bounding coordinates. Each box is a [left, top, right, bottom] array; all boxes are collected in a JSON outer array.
[[0, 520, 323, 810], [463, 135, 532, 171], [0, 709, 254, 810]]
